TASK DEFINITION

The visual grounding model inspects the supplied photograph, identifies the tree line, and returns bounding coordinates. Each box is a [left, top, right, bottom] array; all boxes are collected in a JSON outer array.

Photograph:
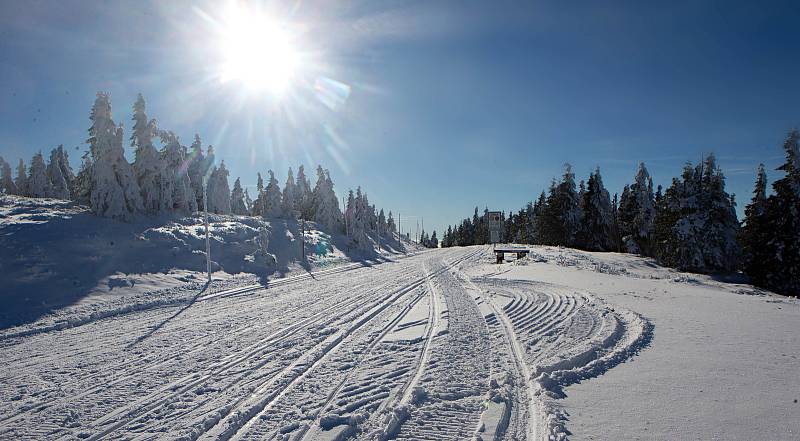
[[441, 133, 800, 296], [0, 92, 399, 251]]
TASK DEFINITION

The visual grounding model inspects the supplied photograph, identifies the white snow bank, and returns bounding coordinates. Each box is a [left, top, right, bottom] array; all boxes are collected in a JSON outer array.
[[0, 195, 421, 330]]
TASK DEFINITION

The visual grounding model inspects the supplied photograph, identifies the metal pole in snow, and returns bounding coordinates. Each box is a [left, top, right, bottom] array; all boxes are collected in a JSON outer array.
[[204, 176, 211, 284]]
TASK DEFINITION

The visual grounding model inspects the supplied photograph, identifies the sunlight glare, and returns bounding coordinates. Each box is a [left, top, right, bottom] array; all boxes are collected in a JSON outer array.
[[219, 4, 299, 96]]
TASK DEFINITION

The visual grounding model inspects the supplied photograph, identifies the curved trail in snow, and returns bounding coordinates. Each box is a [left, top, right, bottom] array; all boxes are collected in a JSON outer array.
[[0, 246, 650, 441]]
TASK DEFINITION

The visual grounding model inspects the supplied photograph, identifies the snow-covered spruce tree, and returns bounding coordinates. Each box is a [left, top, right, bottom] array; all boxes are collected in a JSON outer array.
[[430, 230, 438, 248], [539, 181, 564, 246], [230, 177, 248, 215], [578, 168, 615, 251], [387, 210, 397, 234], [87, 92, 142, 220], [26, 152, 50, 198], [0, 156, 17, 194], [206, 161, 231, 214], [653, 154, 739, 273], [187, 134, 207, 210], [131, 94, 163, 214], [351, 187, 371, 250], [72, 154, 93, 205], [251, 172, 265, 216], [282, 167, 296, 216], [531, 191, 547, 244], [378, 208, 387, 236], [312, 166, 342, 231], [344, 189, 355, 237], [263, 170, 283, 217], [740, 163, 770, 288], [538, 165, 582, 247], [744, 131, 800, 295], [244, 188, 253, 213], [295, 165, 312, 218], [158, 131, 197, 213], [56, 145, 75, 196], [618, 163, 656, 255], [15, 158, 28, 196], [46, 146, 70, 199]]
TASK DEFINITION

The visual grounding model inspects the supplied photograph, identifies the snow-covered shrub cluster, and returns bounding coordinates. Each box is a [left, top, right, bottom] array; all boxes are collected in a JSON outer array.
[[0, 92, 401, 248]]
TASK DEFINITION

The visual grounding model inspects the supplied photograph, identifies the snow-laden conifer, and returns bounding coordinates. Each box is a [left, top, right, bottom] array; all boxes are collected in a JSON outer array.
[[15, 159, 28, 196], [46, 146, 70, 199], [187, 134, 206, 210], [27, 152, 50, 198], [230, 177, 248, 215], [312, 166, 342, 231], [131, 95, 163, 214], [0, 156, 17, 195], [263, 170, 282, 217], [282, 167, 296, 216], [87, 92, 142, 220], [206, 161, 231, 214]]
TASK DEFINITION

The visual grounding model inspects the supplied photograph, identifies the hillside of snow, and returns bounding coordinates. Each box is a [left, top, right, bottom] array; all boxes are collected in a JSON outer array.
[[465, 245, 800, 440], [0, 195, 419, 329]]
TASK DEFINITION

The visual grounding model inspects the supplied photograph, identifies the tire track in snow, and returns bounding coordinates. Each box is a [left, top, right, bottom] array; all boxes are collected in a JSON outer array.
[[75, 266, 424, 441], [218, 249, 483, 441], [0, 264, 417, 436]]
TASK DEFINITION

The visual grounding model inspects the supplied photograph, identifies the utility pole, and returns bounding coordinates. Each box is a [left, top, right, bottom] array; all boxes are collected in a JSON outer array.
[[203, 175, 211, 284]]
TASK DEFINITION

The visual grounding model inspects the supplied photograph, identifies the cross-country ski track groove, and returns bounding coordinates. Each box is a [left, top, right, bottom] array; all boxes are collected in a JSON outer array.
[[0, 246, 651, 441]]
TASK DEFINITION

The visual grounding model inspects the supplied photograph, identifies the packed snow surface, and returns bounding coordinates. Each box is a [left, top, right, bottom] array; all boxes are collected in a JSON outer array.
[[1, 239, 797, 439]]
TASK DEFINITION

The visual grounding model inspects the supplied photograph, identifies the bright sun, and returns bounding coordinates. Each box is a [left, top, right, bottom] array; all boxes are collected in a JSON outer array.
[[219, 5, 299, 96]]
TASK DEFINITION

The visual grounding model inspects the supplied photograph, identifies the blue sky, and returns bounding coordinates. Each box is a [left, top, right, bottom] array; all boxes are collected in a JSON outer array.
[[1, 0, 799, 236]]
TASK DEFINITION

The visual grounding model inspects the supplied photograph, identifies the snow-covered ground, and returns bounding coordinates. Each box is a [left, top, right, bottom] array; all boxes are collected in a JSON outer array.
[[1, 200, 797, 440], [0, 195, 417, 330], [466, 246, 800, 440]]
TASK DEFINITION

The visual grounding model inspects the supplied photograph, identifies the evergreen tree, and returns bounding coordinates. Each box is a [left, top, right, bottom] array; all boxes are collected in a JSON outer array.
[[230, 177, 248, 215], [387, 210, 397, 234], [312, 166, 342, 230], [72, 154, 93, 205], [345, 189, 355, 237], [430, 230, 438, 248], [744, 131, 800, 294], [263, 170, 282, 217], [15, 158, 28, 196], [351, 187, 371, 250], [578, 168, 614, 251], [531, 191, 547, 244], [0, 156, 17, 195], [618, 163, 656, 254], [378, 208, 387, 236], [87, 92, 143, 220], [295, 165, 312, 217], [206, 161, 231, 214], [244, 188, 253, 213], [27, 152, 50, 198], [131, 94, 163, 214], [653, 155, 739, 272], [282, 167, 296, 216], [187, 134, 207, 211], [740, 163, 769, 287], [159, 131, 197, 213], [46, 146, 70, 199], [252, 172, 265, 216]]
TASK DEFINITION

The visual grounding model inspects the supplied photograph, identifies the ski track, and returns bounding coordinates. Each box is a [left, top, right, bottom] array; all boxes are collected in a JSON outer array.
[[0, 246, 650, 441]]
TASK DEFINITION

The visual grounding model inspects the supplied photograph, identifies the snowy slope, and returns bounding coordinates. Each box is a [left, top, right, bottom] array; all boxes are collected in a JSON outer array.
[[466, 245, 800, 440], [1, 225, 796, 440], [0, 195, 419, 330]]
